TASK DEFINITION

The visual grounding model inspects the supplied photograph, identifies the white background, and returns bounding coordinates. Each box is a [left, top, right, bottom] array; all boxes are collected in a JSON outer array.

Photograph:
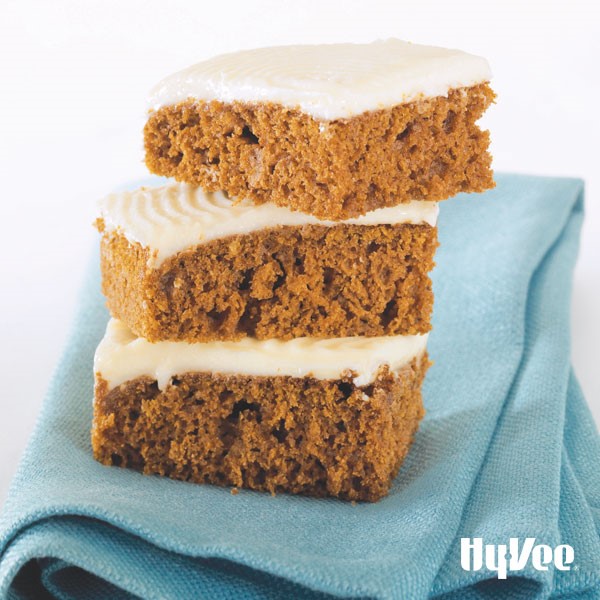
[[0, 0, 598, 506]]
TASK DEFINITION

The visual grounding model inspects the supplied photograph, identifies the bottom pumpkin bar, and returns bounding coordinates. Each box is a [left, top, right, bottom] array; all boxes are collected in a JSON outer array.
[[92, 319, 430, 502]]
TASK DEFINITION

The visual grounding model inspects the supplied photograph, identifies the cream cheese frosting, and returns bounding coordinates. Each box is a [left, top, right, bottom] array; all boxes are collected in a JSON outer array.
[[95, 319, 429, 391], [147, 39, 491, 120], [98, 182, 439, 266]]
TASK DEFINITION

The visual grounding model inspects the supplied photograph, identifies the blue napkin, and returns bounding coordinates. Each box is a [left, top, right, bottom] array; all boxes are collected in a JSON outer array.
[[1, 174, 598, 599]]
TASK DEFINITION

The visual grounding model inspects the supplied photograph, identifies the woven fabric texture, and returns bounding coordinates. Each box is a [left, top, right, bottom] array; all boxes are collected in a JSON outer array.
[[0, 174, 598, 599]]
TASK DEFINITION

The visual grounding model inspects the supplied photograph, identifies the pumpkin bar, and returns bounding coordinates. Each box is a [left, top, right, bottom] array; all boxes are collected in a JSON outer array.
[[92, 318, 429, 502], [97, 182, 438, 343], [144, 39, 494, 220]]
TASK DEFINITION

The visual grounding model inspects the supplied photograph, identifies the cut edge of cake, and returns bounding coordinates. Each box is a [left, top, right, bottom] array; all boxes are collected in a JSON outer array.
[[97, 183, 439, 342], [143, 40, 494, 219], [92, 318, 430, 502]]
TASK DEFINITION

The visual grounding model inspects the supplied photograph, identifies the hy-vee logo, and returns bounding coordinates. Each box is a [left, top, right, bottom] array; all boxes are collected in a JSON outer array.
[[461, 537, 574, 579]]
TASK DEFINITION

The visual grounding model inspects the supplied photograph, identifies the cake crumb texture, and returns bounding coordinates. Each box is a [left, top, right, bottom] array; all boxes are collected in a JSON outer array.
[[92, 356, 428, 502], [144, 83, 494, 219], [100, 223, 437, 342]]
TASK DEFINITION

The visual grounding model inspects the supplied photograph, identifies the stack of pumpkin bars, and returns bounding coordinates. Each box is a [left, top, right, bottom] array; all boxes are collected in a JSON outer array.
[[92, 39, 494, 502]]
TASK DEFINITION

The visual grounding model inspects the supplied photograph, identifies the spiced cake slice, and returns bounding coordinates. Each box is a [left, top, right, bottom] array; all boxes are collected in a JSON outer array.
[[144, 39, 494, 220], [97, 182, 438, 343], [92, 318, 429, 502]]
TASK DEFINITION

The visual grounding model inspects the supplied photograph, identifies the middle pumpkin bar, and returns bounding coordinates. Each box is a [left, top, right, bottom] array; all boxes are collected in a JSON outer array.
[[97, 182, 438, 343]]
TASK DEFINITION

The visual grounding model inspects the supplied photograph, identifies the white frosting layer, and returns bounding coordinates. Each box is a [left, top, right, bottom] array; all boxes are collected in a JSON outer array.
[[147, 39, 491, 120], [95, 319, 428, 391], [98, 182, 439, 266]]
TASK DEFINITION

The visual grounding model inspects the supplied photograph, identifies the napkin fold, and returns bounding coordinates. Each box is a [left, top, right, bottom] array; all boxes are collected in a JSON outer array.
[[1, 174, 598, 599]]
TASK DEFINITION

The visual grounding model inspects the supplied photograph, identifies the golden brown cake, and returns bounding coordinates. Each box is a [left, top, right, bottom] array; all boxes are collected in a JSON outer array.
[[92, 319, 429, 502], [144, 40, 494, 219], [97, 183, 438, 342], [92, 39, 495, 502]]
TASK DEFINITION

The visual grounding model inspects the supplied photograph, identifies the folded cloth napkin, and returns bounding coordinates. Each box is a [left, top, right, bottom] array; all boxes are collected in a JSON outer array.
[[1, 174, 598, 599]]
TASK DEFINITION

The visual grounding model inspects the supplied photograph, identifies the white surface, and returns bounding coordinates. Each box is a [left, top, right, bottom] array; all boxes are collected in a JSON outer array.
[[100, 183, 439, 266], [148, 39, 490, 120], [0, 0, 598, 506], [97, 319, 428, 391]]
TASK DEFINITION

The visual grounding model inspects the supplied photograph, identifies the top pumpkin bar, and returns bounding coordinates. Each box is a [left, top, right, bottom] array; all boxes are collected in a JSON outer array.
[[144, 39, 494, 220]]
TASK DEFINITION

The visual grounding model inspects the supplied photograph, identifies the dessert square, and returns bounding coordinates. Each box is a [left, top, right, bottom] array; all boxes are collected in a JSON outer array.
[[92, 319, 429, 502], [97, 183, 438, 343], [144, 40, 495, 219]]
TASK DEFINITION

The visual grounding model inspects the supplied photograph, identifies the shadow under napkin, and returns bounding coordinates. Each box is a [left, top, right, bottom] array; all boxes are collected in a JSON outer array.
[[1, 174, 598, 599]]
